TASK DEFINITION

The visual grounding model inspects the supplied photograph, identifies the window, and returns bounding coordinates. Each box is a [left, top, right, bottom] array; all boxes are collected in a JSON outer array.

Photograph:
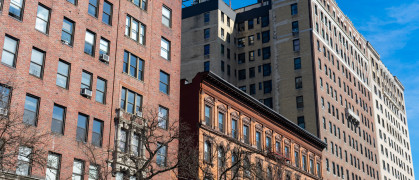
[[125, 15, 146, 44], [293, 39, 300, 51], [262, 47, 270, 59], [263, 80, 272, 94], [266, 136, 271, 151], [160, 38, 170, 60], [129, 0, 147, 10], [295, 76, 302, 89], [298, 116, 305, 128], [218, 147, 225, 168], [35, 4, 50, 34], [16, 146, 32, 176], [294, 57, 301, 70], [204, 44, 210, 55], [261, 15, 269, 27], [262, 31, 270, 43], [76, 114, 88, 142], [275, 141, 281, 153], [66, 0, 76, 5], [102, 1, 112, 25], [264, 98, 273, 108], [237, 22, 245, 32], [237, 37, 245, 48], [51, 104, 65, 134], [292, 21, 299, 33], [123, 51, 144, 80], [9, 0, 24, 19], [291, 3, 298, 15], [294, 151, 300, 167], [204, 141, 211, 163], [296, 96, 304, 108], [92, 119, 103, 147], [84, 30, 96, 56], [231, 119, 237, 139], [239, 86, 246, 92], [204, 61, 210, 72], [263, 63, 271, 76], [99, 38, 109, 57], [56, 60, 70, 89], [256, 131, 261, 150], [119, 129, 127, 152], [120, 87, 143, 114], [159, 71, 170, 94], [218, 112, 225, 133], [88, 165, 99, 180], [204, 12, 210, 23], [61, 18, 75, 45], [88, 0, 98, 17], [204, 28, 210, 39], [220, 61, 224, 72], [72, 160, 84, 180], [23, 95, 39, 126], [81, 71, 92, 92], [248, 67, 255, 78], [248, 35, 254, 45], [238, 69, 246, 80], [46, 153, 61, 180], [29, 48, 45, 78], [132, 133, 143, 156], [249, 51, 255, 61], [162, 6, 171, 27], [95, 78, 106, 104], [204, 105, 212, 126], [248, 19, 254, 29], [158, 106, 168, 129], [156, 143, 167, 166], [243, 125, 249, 144], [0, 85, 10, 110], [302, 155, 307, 171], [238, 53, 245, 64], [1, 35, 19, 67]]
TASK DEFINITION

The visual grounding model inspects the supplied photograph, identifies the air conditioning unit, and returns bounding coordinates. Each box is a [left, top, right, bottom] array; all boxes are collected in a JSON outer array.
[[61, 39, 70, 45], [100, 54, 110, 62], [136, 111, 143, 117], [81, 88, 92, 97], [0, 108, 8, 116]]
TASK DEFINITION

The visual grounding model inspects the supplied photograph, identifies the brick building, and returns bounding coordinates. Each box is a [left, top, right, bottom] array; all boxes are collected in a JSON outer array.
[[179, 72, 326, 180], [0, 0, 181, 179]]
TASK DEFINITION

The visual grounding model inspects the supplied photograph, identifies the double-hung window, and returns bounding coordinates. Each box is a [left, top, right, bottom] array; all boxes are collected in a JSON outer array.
[[1, 35, 19, 67], [158, 106, 169, 129], [88, 0, 98, 17], [204, 105, 211, 126], [132, 133, 143, 156], [218, 112, 225, 133], [293, 39, 300, 51], [72, 160, 84, 180], [291, 3, 298, 15], [9, 0, 24, 20], [95, 78, 106, 104], [16, 146, 32, 176], [0, 85, 10, 111], [159, 71, 170, 94], [99, 38, 110, 56], [156, 143, 167, 166], [243, 125, 249, 144], [125, 15, 146, 44], [160, 38, 170, 60], [162, 6, 171, 27], [256, 131, 261, 150], [29, 48, 45, 78], [119, 129, 127, 152], [51, 104, 66, 134], [296, 96, 304, 108], [35, 4, 50, 34], [84, 30, 96, 56], [231, 119, 237, 139], [81, 71, 92, 92], [61, 18, 75, 46], [88, 165, 99, 180], [130, 0, 147, 10], [102, 1, 112, 25], [56, 60, 70, 89], [76, 114, 88, 142], [120, 87, 143, 114], [92, 119, 103, 147], [46, 153, 61, 180], [23, 95, 39, 126], [123, 51, 144, 81]]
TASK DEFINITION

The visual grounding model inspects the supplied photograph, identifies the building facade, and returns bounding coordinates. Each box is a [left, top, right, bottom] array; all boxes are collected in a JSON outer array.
[[0, 0, 181, 179], [181, 0, 414, 179], [368, 43, 414, 180], [180, 72, 326, 180]]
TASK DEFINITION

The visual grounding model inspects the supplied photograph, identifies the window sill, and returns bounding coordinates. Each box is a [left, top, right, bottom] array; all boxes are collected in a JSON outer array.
[[29, 73, 43, 80], [35, 29, 49, 36], [61, 40, 73, 48], [122, 72, 145, 83], [8, 14, 23, 22], [88, 13, 99, 20], [124, 35, 146, 46], [56, 85, 69, 90], [84, 52, 95, 57], [1, 63, 16, 69]]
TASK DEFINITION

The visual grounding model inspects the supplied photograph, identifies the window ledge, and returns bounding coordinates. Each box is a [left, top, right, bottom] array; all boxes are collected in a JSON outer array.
[[35, 29, 49, 36], [1, 63, 16, 69], [122, 72, 145, 84]]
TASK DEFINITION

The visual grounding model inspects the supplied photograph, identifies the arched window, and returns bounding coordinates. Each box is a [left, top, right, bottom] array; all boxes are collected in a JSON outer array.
[[204, 141, 211, 163]]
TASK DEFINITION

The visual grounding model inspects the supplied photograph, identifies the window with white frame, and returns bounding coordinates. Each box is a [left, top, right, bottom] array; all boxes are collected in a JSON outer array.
[[160, 38, 170, 60], [162, 6, 171, 27]]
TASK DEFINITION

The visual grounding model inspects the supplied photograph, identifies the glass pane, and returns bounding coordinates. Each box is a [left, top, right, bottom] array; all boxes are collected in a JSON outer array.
[[53, 106, 64, 121], [1, 51, 14, 66], [4, 36, 17, 53], [37, 5, 49, 21], [159, 83, 167, 94], [99, 39, 108, 54], [81, 72, 91, 88], [160, 50, 168, 59], [35, 19, 48, 33], [24, 96, 38, 112], [85, 32, 95, 44], [29, 63, 42, 77], [136, 94, 142, 111], [160, 72, 168, 83], [76, 127, 86, 142], [161, 39, 168, 50], [62, 19, 73, 33], [58, 61, 69, 75], [88, 5, 97, 16], [88, 165, 98, 180], [56, 74, 68, 88], [162, 7, 170, 18], [73, 161, 83, 174], [103, 2, 111, 13], [61, 32, 72, 44], [46, 168, 57, 180], [47, 154, 59, 168], [95, 92, 104, 103], [9, 4, 21, 18], [51, 119, 63, 134], [93, 120, 102, 133], [127, 91, 135, 104], [31, 49, 44, 65]]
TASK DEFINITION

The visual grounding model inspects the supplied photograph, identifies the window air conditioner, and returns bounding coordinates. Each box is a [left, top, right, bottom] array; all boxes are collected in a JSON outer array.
[[81, 88, 92, 97]]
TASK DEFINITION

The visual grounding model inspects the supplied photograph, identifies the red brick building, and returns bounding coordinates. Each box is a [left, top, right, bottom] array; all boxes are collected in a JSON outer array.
[[0, 0, 181, 179]]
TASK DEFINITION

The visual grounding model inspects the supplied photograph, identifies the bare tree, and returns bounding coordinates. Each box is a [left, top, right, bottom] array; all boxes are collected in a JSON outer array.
[[0, 79, 51, 177]]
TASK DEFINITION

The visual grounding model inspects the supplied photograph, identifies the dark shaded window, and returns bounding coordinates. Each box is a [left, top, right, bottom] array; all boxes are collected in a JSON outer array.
[[76, 114, 88, 142], [237, 37, 245, 48], [294, 57, 301, 70], [204, 44, 210, 55], [249, 51, 255, 61], [262, 47, 271, 60], [262, 31, 270, 43], [298, 116, 305, 128], [243, 125, 249, 144], [204, 28, 210, 39], [238, 53, 245, 64], [51, 104, 66, 134], [263, 64, 271, 76], [123, 51, 145, 81], [292, 21, 299, 34], [204, 105, 212, 126], [296, 96, 304, 108], [204, 61, 210, 72], [249, 67, 255, 78], [293, 39, 300, 51], [256, 131, 261, 150], [221, 61, 225, 72], [218, 112, 225, 133], [261, 15, 269, 27], [238, 69, 246, 80], [295, 76, 302, 89], [239, 86, 246, 92], [231, 119, 237, 139], [248, 19, 254, 29], [23, 95, 39, 126], [250, 84, 256, 95], [237, 22, 244, 31], [204, 12, 210, 23], [291, 3, 298, 15], [159, 71, 170, 94], [248, 35, 254, 45], [263, 80, 272, 94], [264, 98, 273, 108]]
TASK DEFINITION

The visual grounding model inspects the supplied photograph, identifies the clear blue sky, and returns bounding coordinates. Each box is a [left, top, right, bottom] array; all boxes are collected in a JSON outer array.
[[185, 0, 419, 175]]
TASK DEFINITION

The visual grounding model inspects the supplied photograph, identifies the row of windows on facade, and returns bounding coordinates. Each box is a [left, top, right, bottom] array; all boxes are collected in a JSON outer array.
[[325, 157, 379, 180], [203, 105, 321, 177], [380, 143, 413, 177], [377, 113, 411, 160]]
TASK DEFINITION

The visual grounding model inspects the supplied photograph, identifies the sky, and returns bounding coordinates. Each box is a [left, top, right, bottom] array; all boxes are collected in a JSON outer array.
[[227, 0, 419, 176]]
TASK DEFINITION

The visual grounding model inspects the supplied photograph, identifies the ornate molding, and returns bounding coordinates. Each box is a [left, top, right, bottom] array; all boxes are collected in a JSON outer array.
[[217, 104, 227, 113], [204, 96, 215, 106]]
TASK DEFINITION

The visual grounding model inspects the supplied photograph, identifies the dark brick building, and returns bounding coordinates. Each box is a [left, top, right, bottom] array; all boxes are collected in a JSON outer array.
[[0, 0, 181, 179]]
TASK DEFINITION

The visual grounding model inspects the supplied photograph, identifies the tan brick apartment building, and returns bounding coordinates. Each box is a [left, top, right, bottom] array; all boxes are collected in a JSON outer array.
[[181, 0, 414, 179], [0, 0, 181, 179], [180, 72, 326, 180]]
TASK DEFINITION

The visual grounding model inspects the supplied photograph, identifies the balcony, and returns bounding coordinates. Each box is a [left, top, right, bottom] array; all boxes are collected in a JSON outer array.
[[345, 108, 360, 126]]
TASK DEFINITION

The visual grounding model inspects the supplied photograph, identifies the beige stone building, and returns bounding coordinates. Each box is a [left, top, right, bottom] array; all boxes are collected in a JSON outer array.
[[181, 0, 414, 179]]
